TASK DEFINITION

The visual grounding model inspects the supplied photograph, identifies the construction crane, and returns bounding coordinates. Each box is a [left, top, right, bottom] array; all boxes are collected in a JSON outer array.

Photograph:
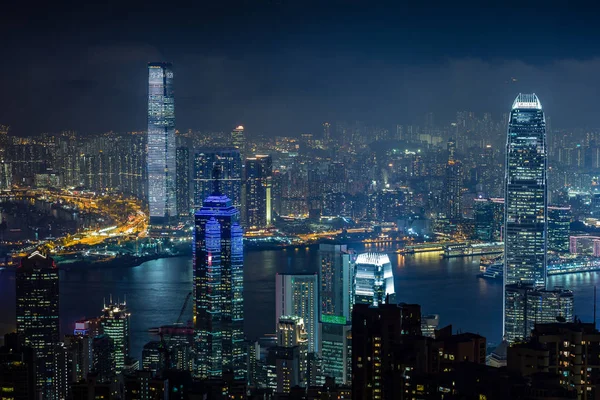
[[158, 291, 192, 372], [175, 291, 192, 326]]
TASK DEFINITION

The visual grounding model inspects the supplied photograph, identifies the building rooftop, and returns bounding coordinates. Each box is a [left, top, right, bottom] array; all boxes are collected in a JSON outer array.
[[355, 252, 391, 266], [19, 250, 55, 270], [512, 93, 542, 110]]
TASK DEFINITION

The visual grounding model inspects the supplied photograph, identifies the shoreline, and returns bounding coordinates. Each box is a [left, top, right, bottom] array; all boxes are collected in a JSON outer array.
[[57, 253, 190, 271]]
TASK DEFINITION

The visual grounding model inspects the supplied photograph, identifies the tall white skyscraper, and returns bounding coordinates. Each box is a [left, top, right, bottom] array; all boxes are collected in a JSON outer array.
[[354, 253, 394, 307], [503, 93, 549, 342], [147, 62, 176, 225], [275, 273, 319, 352]]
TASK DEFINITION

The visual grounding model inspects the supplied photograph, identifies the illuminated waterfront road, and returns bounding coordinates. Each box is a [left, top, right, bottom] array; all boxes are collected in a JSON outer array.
[[1, 189, 148, 258]]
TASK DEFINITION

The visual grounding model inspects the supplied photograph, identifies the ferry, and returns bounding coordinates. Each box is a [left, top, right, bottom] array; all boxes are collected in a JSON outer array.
[[479, 259, 504, 280], [479, 256, 496, 272], [444, 241, 504, 258], [477, 255, 600, 279]]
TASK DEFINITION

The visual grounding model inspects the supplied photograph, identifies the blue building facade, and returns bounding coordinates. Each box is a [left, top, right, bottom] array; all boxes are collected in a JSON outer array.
[[193, 177, 245, 380]]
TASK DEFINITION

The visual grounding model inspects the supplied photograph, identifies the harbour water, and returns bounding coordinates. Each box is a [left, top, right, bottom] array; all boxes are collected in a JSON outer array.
[[0, 244, 597, 361]]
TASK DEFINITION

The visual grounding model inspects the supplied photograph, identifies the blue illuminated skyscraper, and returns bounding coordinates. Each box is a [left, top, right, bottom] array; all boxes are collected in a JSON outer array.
[[193, 167, 245, 380], [147, 62, 176, 225], [503, 93, 548, 342]]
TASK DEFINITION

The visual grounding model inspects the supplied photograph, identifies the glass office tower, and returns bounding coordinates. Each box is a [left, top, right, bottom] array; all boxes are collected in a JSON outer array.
[[193, 174, 245, 380], [244, 155, 273, 228], [354, 253, 394, 307], [147, 62, 176, 224], [505, 284, 573, 341], [504, 93, 548, 342], [275, 273, 319, 353], [16, 251, 59, 400], [547, 206, 571, 253], [194, 149, 242, 210], [99, 301, 130, 371]]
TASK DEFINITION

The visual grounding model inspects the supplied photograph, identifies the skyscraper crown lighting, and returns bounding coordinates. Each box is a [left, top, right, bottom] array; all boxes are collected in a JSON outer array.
[[355, 253, 391, 267], [512, 93, 542, 110]]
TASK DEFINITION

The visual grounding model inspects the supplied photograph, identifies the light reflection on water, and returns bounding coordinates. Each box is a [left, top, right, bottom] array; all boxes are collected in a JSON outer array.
[[0, 246, 598, 360]]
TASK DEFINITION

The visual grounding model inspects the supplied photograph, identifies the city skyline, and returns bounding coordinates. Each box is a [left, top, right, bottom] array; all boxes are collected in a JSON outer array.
[[3, 3, 600, 399]]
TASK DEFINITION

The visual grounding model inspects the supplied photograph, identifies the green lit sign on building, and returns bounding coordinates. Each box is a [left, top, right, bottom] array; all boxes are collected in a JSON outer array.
[[321, 315, 347, 325]]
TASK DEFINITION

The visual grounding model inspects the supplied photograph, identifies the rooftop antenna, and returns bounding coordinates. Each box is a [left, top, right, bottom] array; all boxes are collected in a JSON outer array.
[[110, 293, 113, 304], [124, 293, 127, 306]]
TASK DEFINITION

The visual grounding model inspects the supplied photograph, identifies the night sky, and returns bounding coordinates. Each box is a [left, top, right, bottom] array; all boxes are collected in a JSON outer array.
[[2, 1, 600, 136]]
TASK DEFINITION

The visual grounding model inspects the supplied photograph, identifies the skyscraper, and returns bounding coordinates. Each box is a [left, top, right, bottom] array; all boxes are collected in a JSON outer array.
[[320, 320, 351, 385], [504, 93, 548, 341], [63, 334, 92, 383], [444, 138, 463, 220], [274, 316, 308, 392], [193, 149, 242, 210], [92, 334, 115, 383], [275, 273, 319, 353], [352, 303, 405, 400], [147, 62, 176, 225], [53, 343, 71, 400], [354, 253, 394, 307], [176, 146, 190, 218], [504, 284, 574, 342], [318, 244, 354, 384], [99, 300, 130, 371], [231, 126, 246, 159], [548, 206, 571, 253], [193, 170, 245, 380], [16, 251, 59, 399], [319, 244, 354, 321], [322, 122, 331, 142], [473, 198, 495, 241], [244, 155, 273, 228]]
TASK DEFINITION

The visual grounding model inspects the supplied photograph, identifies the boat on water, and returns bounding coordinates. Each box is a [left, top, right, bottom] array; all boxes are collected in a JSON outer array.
[[477, 255, 600, 279], [479, 256, 496, 272], [478, 257, 503, 280]]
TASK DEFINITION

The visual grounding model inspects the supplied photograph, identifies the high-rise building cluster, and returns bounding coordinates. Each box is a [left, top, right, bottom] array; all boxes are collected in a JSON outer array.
[[6, 251, 146, 400], [4, 57, 600, 400]]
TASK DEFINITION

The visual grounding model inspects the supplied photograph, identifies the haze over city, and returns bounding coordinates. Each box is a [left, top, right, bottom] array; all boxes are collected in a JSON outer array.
[[2, 2, 600, 400], [3, 2, 600, 135]]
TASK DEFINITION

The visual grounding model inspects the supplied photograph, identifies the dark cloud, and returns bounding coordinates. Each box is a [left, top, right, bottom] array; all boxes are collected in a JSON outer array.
[[1, 2, 599, 135], [62, 79, 99, 92]]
